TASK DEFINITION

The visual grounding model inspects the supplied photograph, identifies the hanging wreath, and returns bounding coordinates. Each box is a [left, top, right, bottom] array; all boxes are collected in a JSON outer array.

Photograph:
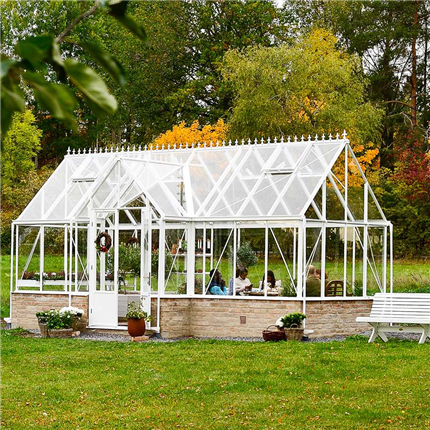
[[95, 232, 112, 253]]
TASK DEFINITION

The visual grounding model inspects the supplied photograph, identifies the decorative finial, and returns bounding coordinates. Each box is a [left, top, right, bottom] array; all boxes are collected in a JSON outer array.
[[280, 136, 284, 144], [294, 135, 298, 142], [342, 130, 347, 139], [329, 133, 332, 140], [67, 147, 71, 155]]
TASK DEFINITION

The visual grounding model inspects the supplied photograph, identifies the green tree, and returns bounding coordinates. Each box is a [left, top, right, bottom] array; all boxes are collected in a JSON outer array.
[[1, 110, 42, 186], [222, 29, 382, 156], [1, 0, 147, 142], [286, 0, 430, 164], [0, 111, 53, 250]]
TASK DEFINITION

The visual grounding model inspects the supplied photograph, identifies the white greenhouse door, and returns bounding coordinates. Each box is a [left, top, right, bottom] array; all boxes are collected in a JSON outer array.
[[140, 206, 152, 325], [89, 210, 118, 328]]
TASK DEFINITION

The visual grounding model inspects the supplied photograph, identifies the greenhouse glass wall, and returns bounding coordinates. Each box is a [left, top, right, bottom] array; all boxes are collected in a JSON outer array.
[[10, 134, 392, 332]]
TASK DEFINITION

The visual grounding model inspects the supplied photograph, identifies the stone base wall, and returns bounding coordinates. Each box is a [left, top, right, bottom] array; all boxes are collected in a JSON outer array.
[[305, 300, 373, 338], [11, 293, 89, 330], [12, 293, 372, 338], [157, 298, 372, 339]]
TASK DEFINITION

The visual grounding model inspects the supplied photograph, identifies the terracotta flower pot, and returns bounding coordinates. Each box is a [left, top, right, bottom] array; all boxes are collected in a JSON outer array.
[[127, 318, 146, 337]]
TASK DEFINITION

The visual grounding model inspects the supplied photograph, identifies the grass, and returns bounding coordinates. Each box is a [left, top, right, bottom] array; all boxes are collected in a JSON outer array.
[[1, 333, 429, 429]]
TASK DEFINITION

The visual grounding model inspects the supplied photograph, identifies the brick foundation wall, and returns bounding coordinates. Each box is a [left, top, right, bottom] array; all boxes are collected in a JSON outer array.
[[305, 300, 373, 337], [11, 293, 89, 330], [12, 293, 372, 338], [158, 298, 372, 339]]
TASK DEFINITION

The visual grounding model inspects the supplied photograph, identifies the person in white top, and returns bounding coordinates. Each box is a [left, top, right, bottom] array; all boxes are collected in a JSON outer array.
[[229, 267, 252, 295]]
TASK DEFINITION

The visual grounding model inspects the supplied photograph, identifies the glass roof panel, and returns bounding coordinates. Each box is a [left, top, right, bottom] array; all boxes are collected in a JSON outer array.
[[17, 138, 370, 223]]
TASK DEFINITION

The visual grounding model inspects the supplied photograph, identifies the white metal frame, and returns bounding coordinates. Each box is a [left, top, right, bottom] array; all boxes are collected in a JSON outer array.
[[10, 133, 392, 330]]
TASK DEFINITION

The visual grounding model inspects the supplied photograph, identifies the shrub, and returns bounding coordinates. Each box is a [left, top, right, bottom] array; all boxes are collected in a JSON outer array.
[[236, 242, 258, 268]]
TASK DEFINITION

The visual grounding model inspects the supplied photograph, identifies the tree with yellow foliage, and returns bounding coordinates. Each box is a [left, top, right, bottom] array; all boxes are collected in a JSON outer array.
[[221, 29, 383, 183], [151, 119, 229, 148]]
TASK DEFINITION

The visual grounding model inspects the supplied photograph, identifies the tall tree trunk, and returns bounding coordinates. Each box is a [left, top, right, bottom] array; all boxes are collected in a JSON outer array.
[[411, 0, 419, 128]]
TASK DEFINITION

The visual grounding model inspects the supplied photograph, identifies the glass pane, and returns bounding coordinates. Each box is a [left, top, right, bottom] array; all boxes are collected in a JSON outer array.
[[208, 228, 233, 295], [305, 227, 322, 297], [367, 227, 385, 295], [164, 228, 187, 294], [43, 227, 66, 291], [235, 228, 265, 293], [268, 228, 296, 297], [17, 226, 40, 290], [325, 227, 345, 291]]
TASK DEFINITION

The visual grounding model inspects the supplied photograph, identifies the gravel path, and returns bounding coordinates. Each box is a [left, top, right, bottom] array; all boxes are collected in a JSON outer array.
[[18, 329, 426, 343]]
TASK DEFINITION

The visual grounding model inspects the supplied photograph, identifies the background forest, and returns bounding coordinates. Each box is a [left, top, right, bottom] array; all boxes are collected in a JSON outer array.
[[1, 0, 430, 257]]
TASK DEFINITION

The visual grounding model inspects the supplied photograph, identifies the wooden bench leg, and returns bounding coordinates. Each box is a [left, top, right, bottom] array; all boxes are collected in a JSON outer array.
[[419, 326, 430, 344], [369, 324, 388, 343], [368, 324, 378, 343], [378, 331, 389, 342]]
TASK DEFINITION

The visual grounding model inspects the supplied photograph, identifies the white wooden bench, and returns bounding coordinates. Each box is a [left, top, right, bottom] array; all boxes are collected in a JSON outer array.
[[356, 293, 430, 344]]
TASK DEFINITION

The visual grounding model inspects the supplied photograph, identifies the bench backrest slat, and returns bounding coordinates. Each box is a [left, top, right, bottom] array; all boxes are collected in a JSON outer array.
[[369, 293, 430, 320]]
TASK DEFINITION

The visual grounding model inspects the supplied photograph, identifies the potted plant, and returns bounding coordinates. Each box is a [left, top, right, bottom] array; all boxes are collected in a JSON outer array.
[[126, 301, 152, 337], [276, 312, 306, 341], [36, 310, 50, 338], [36, 309, 75, 338], [59, 306, 84, 331]]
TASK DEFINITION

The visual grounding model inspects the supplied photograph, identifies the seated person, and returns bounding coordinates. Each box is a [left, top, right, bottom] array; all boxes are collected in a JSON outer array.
[[306, 265, 321, 297], [316, 268, 328, 283], [207, 269, 227, 295], [259, 270, 281, 293], [229, 266, 252, 295]]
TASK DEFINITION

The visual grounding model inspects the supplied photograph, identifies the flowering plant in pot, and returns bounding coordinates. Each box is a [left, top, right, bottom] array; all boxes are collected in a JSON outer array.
[[59, 306, 84, 331], [36, 309, 75, 338], [126, 301, 152, 337], [276, 312, 306, 341]]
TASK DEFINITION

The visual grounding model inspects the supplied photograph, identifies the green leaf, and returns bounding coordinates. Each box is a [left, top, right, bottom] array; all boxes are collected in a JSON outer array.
[[1, 77, 25, 139], [108, 1, 147, 41], [1, 58, 16, 78], [113, 15, 147, 41], [108, 0, 128, 17], [81, 42, 126, 87], [15, 35, 55, 69], [51, 41, 64, 66], [23, 71, 78, 132], [63, 59, 117, 115]]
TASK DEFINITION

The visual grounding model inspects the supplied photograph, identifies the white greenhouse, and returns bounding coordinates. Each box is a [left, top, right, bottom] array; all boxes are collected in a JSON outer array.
[[10, 133, 393, 337]]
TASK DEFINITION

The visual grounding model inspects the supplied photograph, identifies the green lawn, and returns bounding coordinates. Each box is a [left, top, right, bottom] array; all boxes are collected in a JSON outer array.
[[1, 333, 429, 429]]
